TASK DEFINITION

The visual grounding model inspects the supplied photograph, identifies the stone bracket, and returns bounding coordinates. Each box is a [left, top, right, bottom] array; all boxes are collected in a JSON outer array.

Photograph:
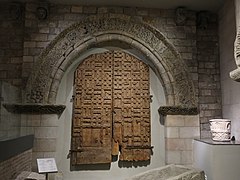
[[158, 106, 198, 116], [158, 105, 198, 125], [3, 103, 66, 115]]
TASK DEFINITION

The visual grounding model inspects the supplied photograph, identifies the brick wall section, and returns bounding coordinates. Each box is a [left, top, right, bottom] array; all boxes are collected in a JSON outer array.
[[0, 3, 24, 87], [0, 149, 32, 180], [196, 14, 222, 138]]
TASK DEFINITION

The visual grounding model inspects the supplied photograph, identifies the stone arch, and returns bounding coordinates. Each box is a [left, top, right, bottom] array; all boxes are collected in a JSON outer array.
[[25, 14, 196, 109]]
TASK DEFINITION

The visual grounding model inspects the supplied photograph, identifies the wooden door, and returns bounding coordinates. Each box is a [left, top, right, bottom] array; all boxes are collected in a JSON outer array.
[[113, 51, 151, 161], [71, 52, 113, 165], [71, 51, 151, 165]]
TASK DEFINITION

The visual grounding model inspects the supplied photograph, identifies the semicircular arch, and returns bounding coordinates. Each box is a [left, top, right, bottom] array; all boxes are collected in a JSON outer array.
[[25, 14, 196, 108]]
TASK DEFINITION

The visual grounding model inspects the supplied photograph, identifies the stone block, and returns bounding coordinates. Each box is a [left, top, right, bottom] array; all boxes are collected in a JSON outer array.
[[165, 115, 185, 127], [181, 151, 193, 164], [166, 151, 181, 164], [34, 127, 57, 138], [36, 42, 49, 48], [39, 27, 50, 34], [108, 7, 123, 14], [23, 41, 36, 48], [33, 138, 56, 152], [166, 127, 179, 138], [98, 7, 108, 14], [179, 127, 200, 138], [83, 6, 97, 14], [71, 6, 83, 13], [166, 138, 193, 151], [124, 7, 136, 16], [184, 115, 199, 126], [57, 6, 71, 13], [27, 119, 41, 127], [41, 114, 58, 127], [31, 33, 48, 41]]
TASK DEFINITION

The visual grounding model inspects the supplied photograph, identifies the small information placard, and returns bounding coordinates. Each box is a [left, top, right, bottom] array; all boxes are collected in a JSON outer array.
[[37, 158, 58, 174]]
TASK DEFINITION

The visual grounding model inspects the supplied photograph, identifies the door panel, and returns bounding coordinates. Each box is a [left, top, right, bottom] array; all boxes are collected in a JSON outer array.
[[71, 52, 113, 165], [112, 51, 151, 161], [71, 51, 151, 165]]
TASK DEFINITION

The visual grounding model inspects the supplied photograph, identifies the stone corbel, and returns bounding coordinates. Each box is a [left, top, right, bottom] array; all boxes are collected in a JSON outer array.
[[3, 103, 65, 115], [36, 2, 49, 20], [158, 105, 199, 125], [230, 27, 240, 81], [9, 2, 23, 20], [175, 7, 187, 26], [197, 11, 210, 29]]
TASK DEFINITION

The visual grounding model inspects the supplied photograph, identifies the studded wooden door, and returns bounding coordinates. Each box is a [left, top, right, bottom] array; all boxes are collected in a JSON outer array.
[[71, 51, 151, 165], [113, 51, 151, 161]]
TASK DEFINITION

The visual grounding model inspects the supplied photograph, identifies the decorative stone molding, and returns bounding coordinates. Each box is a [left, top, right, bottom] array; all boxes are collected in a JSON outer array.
[[230, 27, 240, 81], [3, 103, 65, 115], [25, 14, 197, 109], [158, 106, 198, 116]]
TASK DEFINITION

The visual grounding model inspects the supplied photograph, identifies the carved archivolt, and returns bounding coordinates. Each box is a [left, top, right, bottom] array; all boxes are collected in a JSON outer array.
[[25, 14, 196, 108]]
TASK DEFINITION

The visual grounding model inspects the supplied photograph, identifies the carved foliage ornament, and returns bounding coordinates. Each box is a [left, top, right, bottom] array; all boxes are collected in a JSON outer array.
[[26, 15, 196, 108]]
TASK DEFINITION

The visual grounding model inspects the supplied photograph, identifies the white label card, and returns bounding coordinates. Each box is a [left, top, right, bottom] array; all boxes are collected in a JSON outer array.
[[37, 158, 58, 173]]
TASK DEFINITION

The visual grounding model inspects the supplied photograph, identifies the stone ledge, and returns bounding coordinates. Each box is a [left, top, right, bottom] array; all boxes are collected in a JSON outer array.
[[230, 68, 240, 82], [2, 103, 66, 115], [158, 106, 198, 116]]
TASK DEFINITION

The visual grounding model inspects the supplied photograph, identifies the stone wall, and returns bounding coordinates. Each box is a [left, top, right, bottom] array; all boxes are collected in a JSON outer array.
[[0, 3, 24, 87], [0, 81, 21, 140], [0, 2, 221, 135], [197, 13, 222, 138], [20, 114, 58, 171], [0, 149, 32, 179], [165, 115, 200, 165], [0, 1, 222, 168]]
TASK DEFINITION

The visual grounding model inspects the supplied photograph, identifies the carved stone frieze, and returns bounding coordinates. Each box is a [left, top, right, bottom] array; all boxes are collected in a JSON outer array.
[[3, 103, 65, 115], [158, 106, 198, 116], [25, 14, 196, 109]]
